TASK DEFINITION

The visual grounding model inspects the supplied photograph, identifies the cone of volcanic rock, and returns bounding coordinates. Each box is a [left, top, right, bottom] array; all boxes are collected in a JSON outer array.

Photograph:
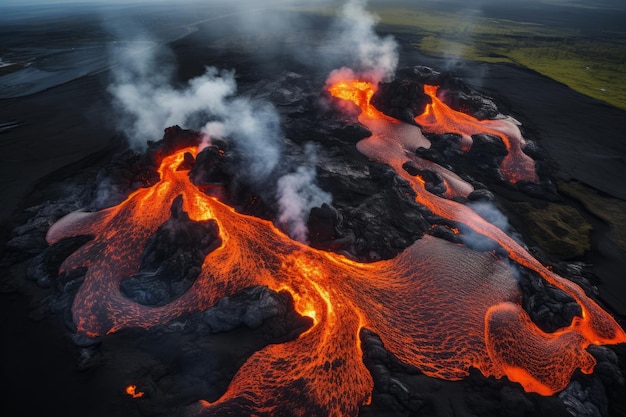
[[120, 195, 221, 306], [370, 77, 430, 124], [147, 125, 204, 165], [189, 143, 230, 188]]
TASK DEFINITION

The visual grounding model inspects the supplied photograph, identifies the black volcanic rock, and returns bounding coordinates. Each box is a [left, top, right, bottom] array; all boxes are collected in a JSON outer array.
[[402, 162, 447, 197], [468, 189, 496, 202], [358, 328, 572, 417], [201, 285, 310, 334], [439, 89, 500, 120], [310, 165, 432, 262], [308, 203, 356, 256], [517, 265, 583, 333], [80, 129, 208, 213], [426, 224, 463, 245], [371, 78, 430, 124], [89, 149, 161, 210], [120, 195, 221, 307], [26, 235, 92, 288], [397, 65, 499, 120], [177, 151, 196, 171], [423, 133, 465, 160], [469, 133, 508, 159], [150, 125, 204, 159], [588, 345, 625, 388], [405, 65, 442, 84], [189, 143, 230, 188], [559, 379, 608, 417], [121, 286, 312, 415], [372, 64, 502, 124]]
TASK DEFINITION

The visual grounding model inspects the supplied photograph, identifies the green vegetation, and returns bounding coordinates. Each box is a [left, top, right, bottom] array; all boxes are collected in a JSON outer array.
[[372, 7, 626, 111], [558, 180, 626, 252], [510, 201, 592, 259]]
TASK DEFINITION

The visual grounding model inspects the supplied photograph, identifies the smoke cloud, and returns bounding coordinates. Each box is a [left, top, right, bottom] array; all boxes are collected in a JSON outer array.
[[106, 0, 399, 239], [336, 0, 398, 79], [276, 143, 333, 243], [457, 200, 520, 252], [108, 37, 282, 183]]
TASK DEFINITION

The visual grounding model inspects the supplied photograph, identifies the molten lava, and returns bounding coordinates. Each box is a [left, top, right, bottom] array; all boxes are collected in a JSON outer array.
[[416, 84, 538, 183], [45, 75, 626, 416], [125, 385, 144, 398], [326, 74, 625, 394]]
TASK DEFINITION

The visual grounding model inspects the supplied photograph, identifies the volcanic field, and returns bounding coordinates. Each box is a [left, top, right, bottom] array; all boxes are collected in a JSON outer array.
[[1, 3, 626, 417]]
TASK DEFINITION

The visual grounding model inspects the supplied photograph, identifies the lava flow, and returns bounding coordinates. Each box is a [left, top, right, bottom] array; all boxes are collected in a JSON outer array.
[[45, 77, 626, 415], [327, 75, 625, 392], [416, 84, 537, 183]]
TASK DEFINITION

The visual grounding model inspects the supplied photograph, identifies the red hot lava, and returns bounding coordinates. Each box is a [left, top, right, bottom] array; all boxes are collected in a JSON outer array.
[[125, 385, 144, 398], [416, 84, 538, 183], [327, 74, 625, 390], [45, 76, 625, 416]]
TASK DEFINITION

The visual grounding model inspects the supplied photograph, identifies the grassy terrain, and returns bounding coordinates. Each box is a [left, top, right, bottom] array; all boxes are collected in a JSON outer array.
[[558, 180, 626, 252], [372, 7, 626, 111], [510, 201, 592, 259]]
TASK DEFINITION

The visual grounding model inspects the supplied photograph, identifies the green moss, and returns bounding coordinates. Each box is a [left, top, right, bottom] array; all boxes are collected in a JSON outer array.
[[506, 46, 626, 111], [418, 35, 513, 63], [558, 180, 626, 252], [511, 202, 592, 259]]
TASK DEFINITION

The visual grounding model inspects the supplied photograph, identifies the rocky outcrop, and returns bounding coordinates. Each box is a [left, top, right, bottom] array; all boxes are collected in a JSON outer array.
[[120, 195, 221, 307]]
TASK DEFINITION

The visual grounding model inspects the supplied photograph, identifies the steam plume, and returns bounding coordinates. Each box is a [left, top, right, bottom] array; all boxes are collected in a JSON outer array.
[[335, 0, 398, 80], [276, 143, 332, 243], [108, 37, 282, 182], [458, 200, 517, 251]]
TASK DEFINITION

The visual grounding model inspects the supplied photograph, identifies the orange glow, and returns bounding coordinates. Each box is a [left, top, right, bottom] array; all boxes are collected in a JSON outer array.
[[327, 78, 393, 121], [325, 73, 626, 398], [125, 385, 144, 398], [44, 76, 626, 415], [416, 85, 537, 184]]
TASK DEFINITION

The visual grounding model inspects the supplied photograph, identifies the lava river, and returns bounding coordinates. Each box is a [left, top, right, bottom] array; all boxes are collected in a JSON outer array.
[[416, 84, 537, 184], [46, 78, 626, 416]]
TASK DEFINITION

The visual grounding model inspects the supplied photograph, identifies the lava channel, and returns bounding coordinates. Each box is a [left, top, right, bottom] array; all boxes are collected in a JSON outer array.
[[415, 84, 538, 184]]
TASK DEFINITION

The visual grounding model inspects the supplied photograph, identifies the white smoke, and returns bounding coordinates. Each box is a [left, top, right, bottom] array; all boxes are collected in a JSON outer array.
[[276, 143, 332, 243], [467, 201, 510, 232], [213, 97, 282, 183], [108, 38, 282, 182], [334, 0, 398, 81], [457, 200, 521, 252], [441, 8, 483, 72]]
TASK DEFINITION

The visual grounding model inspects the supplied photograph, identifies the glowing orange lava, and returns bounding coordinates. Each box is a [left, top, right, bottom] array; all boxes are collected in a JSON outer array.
[[327, 74, 625, 397], [45, 77, 626, 415], [417, 84, 538, 183], [125, 385, 144, 398]]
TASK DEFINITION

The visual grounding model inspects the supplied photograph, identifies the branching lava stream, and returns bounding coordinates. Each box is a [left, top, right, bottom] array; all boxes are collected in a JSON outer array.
[[45, 76, 625, 416], [416, 84, 537, 183]]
